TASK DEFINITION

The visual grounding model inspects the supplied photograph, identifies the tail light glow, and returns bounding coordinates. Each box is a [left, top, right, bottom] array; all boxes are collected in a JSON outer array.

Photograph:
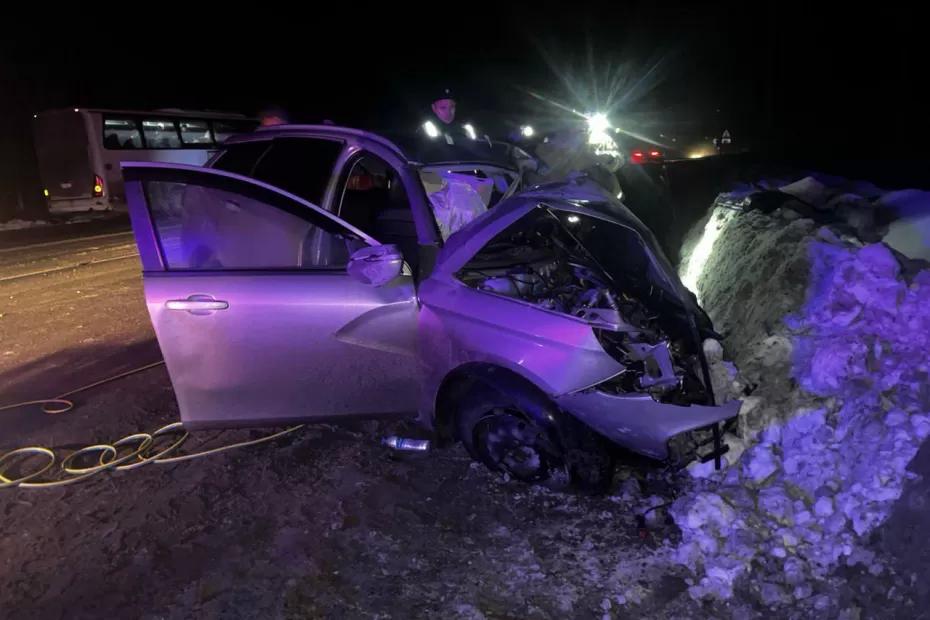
[[93, 175, 104, 198]]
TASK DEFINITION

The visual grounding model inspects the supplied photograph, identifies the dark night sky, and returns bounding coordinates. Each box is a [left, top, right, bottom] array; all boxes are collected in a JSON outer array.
[[1, 3, 925, 211]]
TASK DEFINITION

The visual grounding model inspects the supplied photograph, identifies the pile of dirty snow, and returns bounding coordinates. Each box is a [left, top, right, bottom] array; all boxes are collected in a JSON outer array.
[[691, 174, 930, 262], [664, 178, 930, 611], [0, 218, 50, 231]]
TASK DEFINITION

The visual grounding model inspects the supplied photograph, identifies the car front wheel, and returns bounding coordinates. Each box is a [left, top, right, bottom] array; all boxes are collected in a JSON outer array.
[[455, 385, 614, 493]]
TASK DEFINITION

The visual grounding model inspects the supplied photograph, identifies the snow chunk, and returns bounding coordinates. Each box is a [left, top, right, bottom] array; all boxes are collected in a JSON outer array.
[[742, 445, 779, 485], [0, 218, 50, 231], [780, 176, 836, 207], [814, 497, 834, 518]]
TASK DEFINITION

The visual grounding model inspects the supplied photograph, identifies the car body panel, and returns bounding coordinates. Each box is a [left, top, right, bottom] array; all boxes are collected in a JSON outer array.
[[144, 273, 420, 427], [416, 277, 625, 416], [122, 161, 419, 428]]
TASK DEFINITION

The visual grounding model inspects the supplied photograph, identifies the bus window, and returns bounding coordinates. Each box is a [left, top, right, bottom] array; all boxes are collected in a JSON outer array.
[[104, 117, 143, 149], [142, 119, 182, 148], [180, 119, 213, 146]]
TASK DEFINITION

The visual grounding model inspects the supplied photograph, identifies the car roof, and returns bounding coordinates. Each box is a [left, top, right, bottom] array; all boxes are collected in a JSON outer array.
[[225, 125, 518, 170]]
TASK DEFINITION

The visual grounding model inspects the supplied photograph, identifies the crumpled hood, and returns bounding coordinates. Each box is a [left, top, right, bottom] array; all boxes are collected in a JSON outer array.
[[435, 178, 699, 317]]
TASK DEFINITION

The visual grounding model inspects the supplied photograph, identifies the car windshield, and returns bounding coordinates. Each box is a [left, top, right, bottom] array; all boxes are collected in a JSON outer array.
[[419, 164, 521, 240]]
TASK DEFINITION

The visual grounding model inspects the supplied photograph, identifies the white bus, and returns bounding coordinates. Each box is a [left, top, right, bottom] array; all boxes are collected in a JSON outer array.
[[33, 108, 257, 213]]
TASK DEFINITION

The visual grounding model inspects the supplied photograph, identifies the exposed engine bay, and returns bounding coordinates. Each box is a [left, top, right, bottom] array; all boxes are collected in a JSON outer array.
[[458, 206, 712, 406]]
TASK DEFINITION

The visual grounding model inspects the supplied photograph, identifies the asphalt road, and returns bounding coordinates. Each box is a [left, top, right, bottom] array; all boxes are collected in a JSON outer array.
[[0, 220, 161, 442]]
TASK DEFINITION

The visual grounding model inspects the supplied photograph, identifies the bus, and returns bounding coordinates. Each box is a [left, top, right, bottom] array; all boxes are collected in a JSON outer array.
[[33, 108, 257, 214]]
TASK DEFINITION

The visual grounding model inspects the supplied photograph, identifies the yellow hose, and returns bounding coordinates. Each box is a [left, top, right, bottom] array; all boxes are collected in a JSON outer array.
[[0, 361, 304, 489]]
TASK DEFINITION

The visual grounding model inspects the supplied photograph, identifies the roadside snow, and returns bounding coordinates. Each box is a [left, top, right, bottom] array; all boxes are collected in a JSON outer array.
[[780, 176, 838, 206], [700, 174, 930, 262], [0, 218, 50, 231], [0, 213, 115, 233], [665, 178, 930, 610], [879, 189, 930, 260]]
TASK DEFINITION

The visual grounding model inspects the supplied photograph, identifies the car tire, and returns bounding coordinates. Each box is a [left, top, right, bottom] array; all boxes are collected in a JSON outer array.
[[454, 383, 614, 493]]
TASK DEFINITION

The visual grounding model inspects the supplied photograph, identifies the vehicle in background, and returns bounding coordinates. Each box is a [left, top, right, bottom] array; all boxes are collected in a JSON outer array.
[[628, 147, 665, 165], [33, 108, 257, 214], [614, 136, 665, 166]]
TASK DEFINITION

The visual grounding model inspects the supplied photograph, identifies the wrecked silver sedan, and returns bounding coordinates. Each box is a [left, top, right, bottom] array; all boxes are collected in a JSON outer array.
[[122, 126, 738, 490]]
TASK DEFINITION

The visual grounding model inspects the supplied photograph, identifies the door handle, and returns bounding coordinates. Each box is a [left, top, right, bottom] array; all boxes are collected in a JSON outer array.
[[166, 298, 229, 312]]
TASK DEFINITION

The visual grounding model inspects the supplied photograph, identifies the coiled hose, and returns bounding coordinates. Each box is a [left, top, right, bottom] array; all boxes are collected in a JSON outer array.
[[0, 361, 303, 489]]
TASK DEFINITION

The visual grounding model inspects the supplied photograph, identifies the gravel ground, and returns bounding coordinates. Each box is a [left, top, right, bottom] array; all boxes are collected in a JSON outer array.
[[2, 362, 698, 619]]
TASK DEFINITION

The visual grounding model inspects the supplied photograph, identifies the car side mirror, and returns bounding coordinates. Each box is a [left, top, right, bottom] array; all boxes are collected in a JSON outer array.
[[347, 244, 404, 286]]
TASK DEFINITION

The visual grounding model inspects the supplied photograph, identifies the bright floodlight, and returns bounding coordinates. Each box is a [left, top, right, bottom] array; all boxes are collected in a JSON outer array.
[[464, 123, 477, 140], [586, 113, 609, 134], [521, 125, 534, 137], [566, 215, 580, 223], [423, 121, 440, 138], [586, 113, 615, 148]]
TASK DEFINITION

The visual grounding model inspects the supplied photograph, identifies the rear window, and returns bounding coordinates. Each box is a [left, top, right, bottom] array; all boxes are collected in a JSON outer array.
[[104, 117, 143, 149], [210, 141, 272, 176], [34, 111, 93, 196], [142, 119, 181, 148], [251, 138, 343, 205]]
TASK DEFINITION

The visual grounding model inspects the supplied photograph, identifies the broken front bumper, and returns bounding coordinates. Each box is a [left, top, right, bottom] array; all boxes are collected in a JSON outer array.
[[555, 390, 741, 460]]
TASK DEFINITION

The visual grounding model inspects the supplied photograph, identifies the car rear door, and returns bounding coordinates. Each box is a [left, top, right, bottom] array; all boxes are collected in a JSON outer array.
[[122, 162, 419, 428]]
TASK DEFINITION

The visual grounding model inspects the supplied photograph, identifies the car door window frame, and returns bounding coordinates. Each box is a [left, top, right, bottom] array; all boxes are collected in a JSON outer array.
[[335, 152, 402, 224], [123, 163, 377, 274], [250, 136, 346, 209], [210, 136, 350, 214]]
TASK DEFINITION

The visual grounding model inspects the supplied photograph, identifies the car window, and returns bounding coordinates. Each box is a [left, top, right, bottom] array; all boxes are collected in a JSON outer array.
[[337, 152, 419, 265], [142, 119, 182, 149], [210, 141, 271, 176], [104, 117, 143, 149], [213, 120, 257, 143], [143, 175, 357, 271], [251, 138, 343, 206]]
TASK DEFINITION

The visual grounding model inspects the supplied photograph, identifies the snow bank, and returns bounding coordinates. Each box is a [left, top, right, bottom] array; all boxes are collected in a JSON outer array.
[[704, 174, 930, 262], [666, 182, 930, 610], [0, 218, 50, 231]]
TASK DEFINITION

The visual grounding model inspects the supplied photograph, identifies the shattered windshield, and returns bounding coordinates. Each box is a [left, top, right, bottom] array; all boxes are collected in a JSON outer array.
[[419, 165, 521, 240]]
